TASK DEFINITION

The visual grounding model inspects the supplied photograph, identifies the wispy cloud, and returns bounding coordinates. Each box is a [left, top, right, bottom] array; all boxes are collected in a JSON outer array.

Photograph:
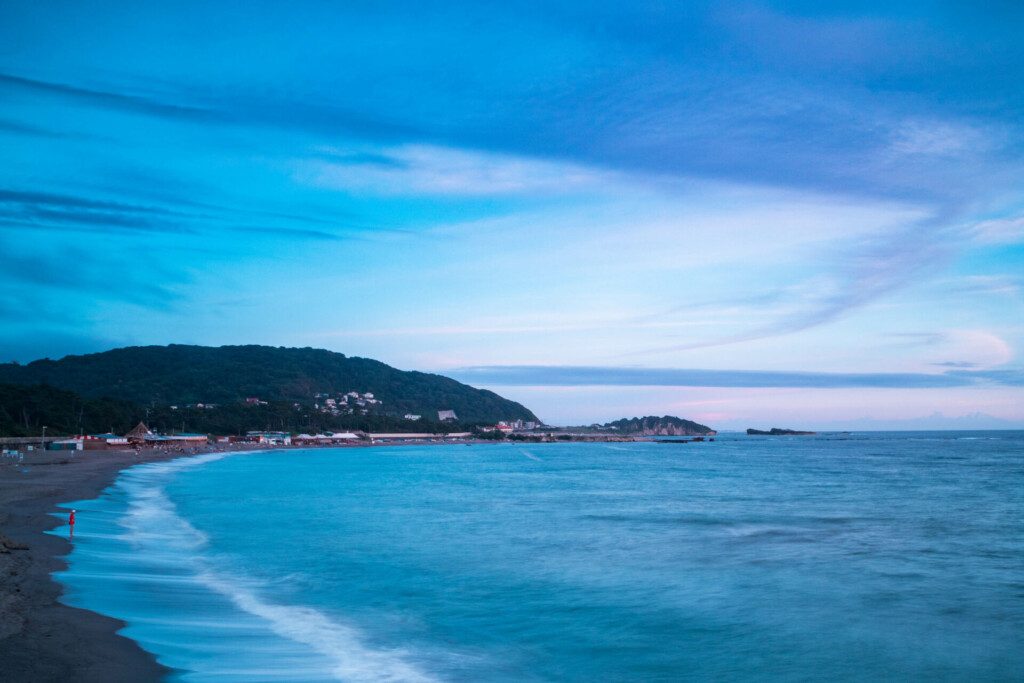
[[0, 71, 216, 122], [4, 243, 178, 306], [0, 70, 418, 142], [634, 211, 962, 353], [885, 332, 947, 347], [968, 215, 1024, 245], [0, 187, 347, 240], [0, 117, 80, 139], [304, 144, 610, 197], [945, 275, 1022, 298]]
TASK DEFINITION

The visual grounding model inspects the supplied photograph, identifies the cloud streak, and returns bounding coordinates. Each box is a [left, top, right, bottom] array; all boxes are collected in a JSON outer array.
[[0, 187, 345, 240], [635, 210, 964, 354], [0, 71, 217, 122], [451, 365, 1024, 389]]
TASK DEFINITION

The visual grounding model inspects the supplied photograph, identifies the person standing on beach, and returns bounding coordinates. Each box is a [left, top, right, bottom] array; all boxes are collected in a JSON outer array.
[[69, 509, 76, 538]]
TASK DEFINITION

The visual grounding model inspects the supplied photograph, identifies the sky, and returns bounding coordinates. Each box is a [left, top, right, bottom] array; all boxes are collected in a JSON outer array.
[[1, 1, 1023, 428]]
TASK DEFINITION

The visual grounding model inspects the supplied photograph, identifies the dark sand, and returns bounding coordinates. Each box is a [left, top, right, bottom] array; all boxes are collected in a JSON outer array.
[[0, 448, 208, 682]]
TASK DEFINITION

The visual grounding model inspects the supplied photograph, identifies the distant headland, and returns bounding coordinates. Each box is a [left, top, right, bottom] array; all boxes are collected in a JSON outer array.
[[561, 416, 716, 437]]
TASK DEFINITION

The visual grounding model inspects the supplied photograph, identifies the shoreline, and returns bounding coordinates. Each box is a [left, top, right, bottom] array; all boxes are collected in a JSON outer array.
[[0, 443, 294, 682], [0, 448, 179, 682]]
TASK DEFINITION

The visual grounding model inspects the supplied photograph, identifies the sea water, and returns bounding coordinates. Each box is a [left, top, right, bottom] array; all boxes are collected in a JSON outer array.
[[52, 432, 1024, 681]]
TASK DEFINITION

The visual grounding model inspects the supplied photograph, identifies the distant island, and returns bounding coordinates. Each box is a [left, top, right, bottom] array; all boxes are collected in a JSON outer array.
[[0, 344, 537, 437], [600, 416, 716, 436], [746, 428, 816, 436]]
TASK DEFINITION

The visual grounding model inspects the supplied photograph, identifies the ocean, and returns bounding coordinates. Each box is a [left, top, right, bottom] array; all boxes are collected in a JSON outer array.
[[51, 432, 1024, 681]]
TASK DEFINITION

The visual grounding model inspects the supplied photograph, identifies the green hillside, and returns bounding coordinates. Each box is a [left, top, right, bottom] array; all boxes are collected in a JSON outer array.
[[0, 345, 537, 425], [0, 383, 140, 437]]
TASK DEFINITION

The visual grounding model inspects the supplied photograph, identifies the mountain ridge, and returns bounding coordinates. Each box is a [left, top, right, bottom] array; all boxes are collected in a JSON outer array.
[[0, 344, 538, 425]]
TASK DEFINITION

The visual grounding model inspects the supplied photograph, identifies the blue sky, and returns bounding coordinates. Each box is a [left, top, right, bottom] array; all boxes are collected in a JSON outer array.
[[1, 1, 1022, 427]]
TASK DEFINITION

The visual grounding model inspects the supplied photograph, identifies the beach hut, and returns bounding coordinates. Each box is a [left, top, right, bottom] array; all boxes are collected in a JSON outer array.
[[126, 422, 152, 444]]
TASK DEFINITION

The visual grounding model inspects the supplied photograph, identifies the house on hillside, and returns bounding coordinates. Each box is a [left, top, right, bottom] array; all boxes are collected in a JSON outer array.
[[437, 410, 458, 422]]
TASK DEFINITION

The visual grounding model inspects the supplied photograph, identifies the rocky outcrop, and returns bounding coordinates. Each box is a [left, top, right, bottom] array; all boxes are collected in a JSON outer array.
[[604, 416, 716, 436], [746, 428, 816, 436]]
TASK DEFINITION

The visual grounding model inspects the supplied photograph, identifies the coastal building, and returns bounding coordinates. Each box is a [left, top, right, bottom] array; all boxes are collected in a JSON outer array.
[[126, 421, 152, 444], [92, 433, 129, 446], [293, 433, 326, 445], [437, 410, 458, 422], [46, 435, 108, 451], [246, 431, 292, 445], [404, 414, 421, 421], [481, 423, 515, 434], [330, 432, 359, 441], [144, 433, 209, 447], [293, 432, 359, 445]]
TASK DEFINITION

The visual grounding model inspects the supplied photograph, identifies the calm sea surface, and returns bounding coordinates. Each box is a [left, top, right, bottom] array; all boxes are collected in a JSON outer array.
[[53, 432, 1024, 681]]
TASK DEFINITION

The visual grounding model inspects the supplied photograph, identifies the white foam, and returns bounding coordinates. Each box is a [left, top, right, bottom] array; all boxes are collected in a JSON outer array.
[[197, 571, 437, 683], [111, 450, 441, 682]]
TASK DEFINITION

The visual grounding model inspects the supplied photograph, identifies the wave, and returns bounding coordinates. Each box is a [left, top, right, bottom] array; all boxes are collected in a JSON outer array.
[[196, 572, 436, 683], [63, 451, 440, 683]]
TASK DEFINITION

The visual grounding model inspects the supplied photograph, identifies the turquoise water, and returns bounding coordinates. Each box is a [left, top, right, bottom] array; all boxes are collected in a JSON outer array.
[[53, 433, 1024, 681]]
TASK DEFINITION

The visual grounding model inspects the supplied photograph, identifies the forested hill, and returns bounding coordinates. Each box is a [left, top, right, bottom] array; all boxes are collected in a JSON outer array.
[[0, 345, 538, 424]]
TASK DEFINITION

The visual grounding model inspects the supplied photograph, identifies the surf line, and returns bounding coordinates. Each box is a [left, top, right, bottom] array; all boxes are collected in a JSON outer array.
[[121, 453, 440, 683], [519, 450, 542, 462]]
